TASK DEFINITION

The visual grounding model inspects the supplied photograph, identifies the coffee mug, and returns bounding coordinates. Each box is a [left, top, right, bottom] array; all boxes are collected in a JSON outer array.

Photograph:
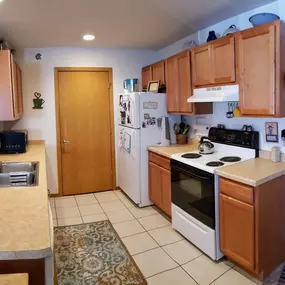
[[33, 98, 45, 109]]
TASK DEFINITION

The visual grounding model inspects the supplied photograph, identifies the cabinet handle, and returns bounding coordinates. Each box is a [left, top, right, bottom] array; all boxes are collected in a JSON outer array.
[[63, 140, 71, 144]]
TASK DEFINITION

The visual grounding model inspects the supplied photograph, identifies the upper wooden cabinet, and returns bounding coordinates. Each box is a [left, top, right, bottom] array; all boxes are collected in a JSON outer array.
[[166, 51, 212, 114], [192, 35, 236, 87], [212, 36, 236, 84], [238, 21, 285, 117], [142, 65, 152, 89], [165, 54, 179, 112], [0, 50, 23, 121], [177, 51, 193, 113], [192, 45, 212, 86], [152, 60, 165, 86]]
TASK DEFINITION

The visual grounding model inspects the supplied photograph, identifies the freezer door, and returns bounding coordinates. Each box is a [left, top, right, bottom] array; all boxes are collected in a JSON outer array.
[[118, 126, 141, 204], [118, 93, 140, 129], [139, 93, 167, 128]]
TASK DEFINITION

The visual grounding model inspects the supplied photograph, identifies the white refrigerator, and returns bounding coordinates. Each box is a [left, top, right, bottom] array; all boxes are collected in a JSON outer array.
[[118, 92, 168, 207]]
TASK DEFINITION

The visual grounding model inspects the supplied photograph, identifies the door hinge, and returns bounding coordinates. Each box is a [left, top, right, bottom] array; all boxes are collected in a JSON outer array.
[[108, 82, 112, 89]]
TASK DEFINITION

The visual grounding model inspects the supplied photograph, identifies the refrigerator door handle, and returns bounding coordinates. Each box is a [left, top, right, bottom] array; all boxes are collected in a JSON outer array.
[[131, 129, 136, 159]]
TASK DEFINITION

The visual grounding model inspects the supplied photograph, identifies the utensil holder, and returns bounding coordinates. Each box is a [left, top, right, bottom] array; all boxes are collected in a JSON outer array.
[[176, 134, 187, 145]]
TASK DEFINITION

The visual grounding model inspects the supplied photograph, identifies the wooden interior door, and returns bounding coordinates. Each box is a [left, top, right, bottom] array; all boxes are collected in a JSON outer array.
[[238, 24, 276, 116], [166, 55, 179, 112], [220, 194, 255, 272], [192, 45, 212, 86], [152, 61, 165, 85], [57, 69, 114, 195], [177, 51, 193, 113], [148, 162, 162, 207], [160, 167, 171, 216], [212, 36, 236, 84], [142, 66, 152, 89]]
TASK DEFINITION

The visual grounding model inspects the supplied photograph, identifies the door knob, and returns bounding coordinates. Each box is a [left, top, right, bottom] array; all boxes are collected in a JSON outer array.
[[63, 140, 71, 144]]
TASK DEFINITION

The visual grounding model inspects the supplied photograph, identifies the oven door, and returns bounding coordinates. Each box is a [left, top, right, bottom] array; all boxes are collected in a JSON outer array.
[[171, 160, 215, 229]]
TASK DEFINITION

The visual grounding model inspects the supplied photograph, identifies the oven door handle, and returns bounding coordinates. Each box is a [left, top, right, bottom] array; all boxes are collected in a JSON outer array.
[[172, 165, 213, 181]]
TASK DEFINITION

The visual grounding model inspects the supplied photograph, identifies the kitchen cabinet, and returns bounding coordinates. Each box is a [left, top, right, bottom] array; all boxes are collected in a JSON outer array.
[[192, 35, 236, 87], [165, 54, 179, 112], [212, 36, 236, 84], [152, 60, 165, 86], [0, 50, 23, 121], [220, 194, 255, 272], [219, 176, 285, 281], [166, 51, 212, 114], [142, 65, 152, 89], [192, 45, 212, 86], [238, 20, 285, 117], [148, 151, 171, 216]]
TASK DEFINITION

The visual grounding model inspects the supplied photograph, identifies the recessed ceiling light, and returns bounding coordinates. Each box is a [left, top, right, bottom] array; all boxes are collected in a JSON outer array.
[[83, 34, 95, 41], [0, 0, 4, 2]]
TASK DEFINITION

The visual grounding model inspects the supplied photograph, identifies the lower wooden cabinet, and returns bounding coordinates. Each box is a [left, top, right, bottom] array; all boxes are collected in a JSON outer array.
[[148, 151, 171, 216], [219, 176, 285, 281], [220, 194, 255, 272]]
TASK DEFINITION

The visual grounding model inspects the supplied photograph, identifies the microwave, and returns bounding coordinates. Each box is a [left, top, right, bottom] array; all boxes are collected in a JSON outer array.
[[0, 130, 28, 154]]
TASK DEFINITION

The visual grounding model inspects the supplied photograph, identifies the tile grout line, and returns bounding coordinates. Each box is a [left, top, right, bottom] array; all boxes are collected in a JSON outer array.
[[74, 196, 84, 224], [208, 266, 232, 285], [146, 265, 181, 280], [180, 266, 199, 285]]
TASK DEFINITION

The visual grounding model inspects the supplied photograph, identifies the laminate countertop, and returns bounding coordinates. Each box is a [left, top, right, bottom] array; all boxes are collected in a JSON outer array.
[[0, 273, 28, 285], [148, 143, 285, 187], [216, 157, 285, 187], [0, 141, 52, 260], [148, 141, 199, 158]]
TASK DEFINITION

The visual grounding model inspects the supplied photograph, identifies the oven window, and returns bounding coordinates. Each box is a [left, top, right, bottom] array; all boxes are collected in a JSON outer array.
[[171, 163, 215, 229]]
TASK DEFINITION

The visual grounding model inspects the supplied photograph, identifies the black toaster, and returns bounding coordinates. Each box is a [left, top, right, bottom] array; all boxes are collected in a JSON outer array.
[[0, 130, 28, 154]]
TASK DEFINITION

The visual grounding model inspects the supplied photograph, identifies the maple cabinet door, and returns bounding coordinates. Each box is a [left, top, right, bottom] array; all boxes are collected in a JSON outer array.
[[238, 24, 276, 116], [192, 45, 212, 86], [220, 194, 255, 272], [152, 60, 165, 85], [16, 64, 23, 117], [160, 167, 171, 217], [148, 162, 162, 207], [166, 55, 180, 112], [142, 66, 152, 89], [212, 36, 236, 84], [177, 51, 193, 114]]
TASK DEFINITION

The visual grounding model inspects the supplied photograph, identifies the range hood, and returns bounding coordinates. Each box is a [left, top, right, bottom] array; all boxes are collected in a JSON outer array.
[[187, 85, 239, 103]]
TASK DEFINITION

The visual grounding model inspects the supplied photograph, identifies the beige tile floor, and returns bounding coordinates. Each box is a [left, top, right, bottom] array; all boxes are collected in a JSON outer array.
[[50, 190, 281, 285]]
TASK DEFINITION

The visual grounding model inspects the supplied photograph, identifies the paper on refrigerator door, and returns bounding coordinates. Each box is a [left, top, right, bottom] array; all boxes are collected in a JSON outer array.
[[119, 128, 124, 147], [124, 132, 131, 153]]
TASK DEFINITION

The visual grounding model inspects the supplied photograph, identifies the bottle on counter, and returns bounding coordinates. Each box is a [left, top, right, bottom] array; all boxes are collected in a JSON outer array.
[[271, 146, 281, 162]]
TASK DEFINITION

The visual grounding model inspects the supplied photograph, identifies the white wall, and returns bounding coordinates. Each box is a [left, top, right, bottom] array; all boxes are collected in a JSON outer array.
[[11, 48, 160, 194], [159, 0, 285, 152]]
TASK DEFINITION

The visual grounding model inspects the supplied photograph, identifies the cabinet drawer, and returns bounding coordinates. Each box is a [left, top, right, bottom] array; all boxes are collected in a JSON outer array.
[[149, 152, 170, 170], [219, 178, 253, 204]]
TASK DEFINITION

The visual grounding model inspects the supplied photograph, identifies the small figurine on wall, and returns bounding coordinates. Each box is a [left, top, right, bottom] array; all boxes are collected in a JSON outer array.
[[33, 92, 45, 109]]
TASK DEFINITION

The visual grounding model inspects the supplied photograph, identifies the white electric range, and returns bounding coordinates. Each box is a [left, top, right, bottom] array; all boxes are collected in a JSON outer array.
[[170, 127, 259, 260]]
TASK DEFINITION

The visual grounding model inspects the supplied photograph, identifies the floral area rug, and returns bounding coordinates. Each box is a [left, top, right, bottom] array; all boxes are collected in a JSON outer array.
[[54, 221, 147, 285]]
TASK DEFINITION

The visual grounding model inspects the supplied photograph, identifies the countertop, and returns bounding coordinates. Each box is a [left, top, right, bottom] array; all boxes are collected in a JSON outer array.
[[216, 157, 285, 187], [148, 143, 285, 187], [0, 141, 52, 260], [0, 273, 28, 285], [148, 140, 199, 158]]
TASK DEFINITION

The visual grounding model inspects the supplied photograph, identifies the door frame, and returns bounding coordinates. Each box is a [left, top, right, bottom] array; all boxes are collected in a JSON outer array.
[[54, 67, 116, 197]]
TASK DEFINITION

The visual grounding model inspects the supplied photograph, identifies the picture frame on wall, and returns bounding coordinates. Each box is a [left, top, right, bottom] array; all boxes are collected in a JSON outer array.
[[265, 122, 279, 142], [147, 80, 160, 93]]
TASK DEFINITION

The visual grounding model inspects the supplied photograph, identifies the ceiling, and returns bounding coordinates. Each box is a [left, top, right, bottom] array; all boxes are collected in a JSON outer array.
[[0, 0, 276, 50]]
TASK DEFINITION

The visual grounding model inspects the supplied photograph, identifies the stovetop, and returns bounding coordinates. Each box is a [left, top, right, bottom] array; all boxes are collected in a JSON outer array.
[[171, 142, 257, 174]]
